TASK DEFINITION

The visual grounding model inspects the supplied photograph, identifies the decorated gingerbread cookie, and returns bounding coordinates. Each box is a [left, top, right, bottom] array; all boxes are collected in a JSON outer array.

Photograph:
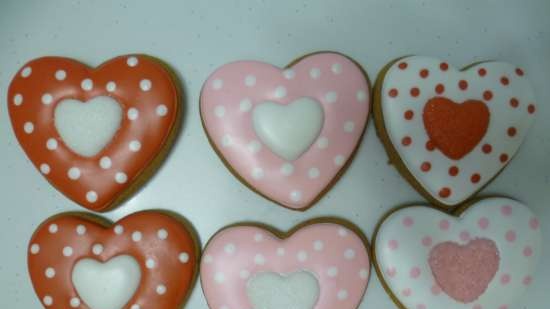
[[200, 52, 370, 210], [373, 197, 541, 309], [28, 211, 197, 309], [200, 221, 370, 309], [8, 55, 181, 211], [374, 56, 536, 207]]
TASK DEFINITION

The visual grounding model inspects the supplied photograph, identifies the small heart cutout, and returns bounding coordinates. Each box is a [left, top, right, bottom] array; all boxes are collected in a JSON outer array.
[[247, 271, 320, 309]]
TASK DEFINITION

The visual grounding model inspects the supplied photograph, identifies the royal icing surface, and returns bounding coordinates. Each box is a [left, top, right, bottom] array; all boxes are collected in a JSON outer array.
[[379, 56, 536, 206], [201, 53, 370, 209], [8, 55, 179, 211], [200, 223, 370, 309], [28, 211, 197, 309], [374, 197, 541, 309]]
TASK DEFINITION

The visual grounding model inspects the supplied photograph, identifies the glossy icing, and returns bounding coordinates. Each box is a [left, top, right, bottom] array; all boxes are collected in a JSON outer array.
[[8, 55, 180, 211], [200, 223, 370, 309], [379, 56, 536, 206], [28, 211, 197, 309], [200, 53, 370, 209], [374, 197, 541, 309]]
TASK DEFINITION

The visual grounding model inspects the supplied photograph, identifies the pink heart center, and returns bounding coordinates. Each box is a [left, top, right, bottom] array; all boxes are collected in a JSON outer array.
[[428, 238, 499, 303]]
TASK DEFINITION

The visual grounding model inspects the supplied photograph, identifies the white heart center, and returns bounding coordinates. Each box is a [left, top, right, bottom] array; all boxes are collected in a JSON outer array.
[[54, 96, 122, 157], [72, 255, 141, 309], [252, 98, 324, 161], [246, 271, 320, 309]]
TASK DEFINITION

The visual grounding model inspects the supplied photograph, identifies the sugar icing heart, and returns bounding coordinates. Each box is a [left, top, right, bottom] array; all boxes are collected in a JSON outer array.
[[200, 52, 370, 210], [28, 211, 197, 309], [8, 55, 180, 211], [374, 197, 541, 309], [376, 56, 536, 207], [201, 222, 370, 309]]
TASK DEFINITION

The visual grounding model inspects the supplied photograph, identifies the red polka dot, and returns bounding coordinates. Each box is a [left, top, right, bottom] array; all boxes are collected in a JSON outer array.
[[448, 166, 459, 176], [404, 110, 414, 120], [478, 68, 487, 76], [398, 62, 408, 70], [507, 127, 517, 137], [419, 69, 429, 78], [401, 288, 412, 297], [505, 230, 516, 242], [501, 205, 512, 216], [473, 305, 482, 309], [460, 231, 471, 242], [516, 68, 524, 76], [500, 153, 509, 163], [440, 62, 449, 71], [389, 88, 398, 97], [402, 136, 412, 146], [439, 187, 451, 198], [422, 236, 432, 247], [403, 216, 414, 227], [426, 140, 436, 151], [471, 173, 481, 184], [478, 217, 489, 229], [528, 104, 536, 114], [439, 219, 450, 230], [483, 90, 493, 100], [523, 246, 533, 257], [499, 305, 508, 309], [509, 98, 519, 108], [435, 83, 445, 94], [410, 267, 421, 279], [421, 162, 431, 172], [458, 80, 468, 90], [500, 76, 509, 85], [500, 274, 511, 285], [388, 239, 399, 250], [523, 276, 532, 286], [417, 304, 426, 309], [530, 217, 540, 230], [410, 87, 420, 97], [386, 267, 396, 277], [482, 144, 492, 154]]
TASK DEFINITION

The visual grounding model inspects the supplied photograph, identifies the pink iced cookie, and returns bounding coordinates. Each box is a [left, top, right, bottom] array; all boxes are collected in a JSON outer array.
[[201, 223, 370, 309], [374, 197, 542, 309], [200, 52, 370, 210]]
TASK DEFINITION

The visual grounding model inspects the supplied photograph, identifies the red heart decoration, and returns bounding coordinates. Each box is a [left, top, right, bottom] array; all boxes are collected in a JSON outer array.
[[8, 55, 180, 211], [28, 211, 197, 309], [423, 97, 490, 160]]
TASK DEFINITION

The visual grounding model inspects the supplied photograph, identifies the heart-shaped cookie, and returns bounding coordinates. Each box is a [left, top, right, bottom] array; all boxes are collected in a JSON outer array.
[[200, 222, 370, 309], [28, 211, 197, 309], [374, 56, 536, 207], [373, 197, 542, 309], [8, 55, 180, 211], [200, 52, 370, 210]]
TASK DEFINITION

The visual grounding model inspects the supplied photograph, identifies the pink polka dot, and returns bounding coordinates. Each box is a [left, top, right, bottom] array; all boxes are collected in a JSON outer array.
[[523, 246, 533, 257], [460, 231, 471, 242], [439, 219, 450, 230], [417, 304, 426, 309], [431, 284, 442, 295], [402, 288, 412, 297], [473, 305, 483, 309], [422, 236, 432, 247], [388, 239, 399, 250], [500, 274, 511, 285], [501, 205, 512, 216], [529, 217, 539, 230], [478, 217, 489, 229], [505, 230, 516, 242], [403, 216, 414, 227], [386, 267, 397, 278], [499, 305, 508, 309], [410, 267, 421, 279], [523, 275, 532, 285]]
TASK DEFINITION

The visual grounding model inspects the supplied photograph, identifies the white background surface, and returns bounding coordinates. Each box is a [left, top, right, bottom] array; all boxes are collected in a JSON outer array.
[[0, 0, 549, 308]]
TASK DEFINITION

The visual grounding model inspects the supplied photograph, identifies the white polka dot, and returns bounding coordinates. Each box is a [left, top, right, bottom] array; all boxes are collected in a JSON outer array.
[[203, 254, 214, 264], [215, 272, 225, 284], [146, 258, 156, 269], [313, 240, 324, 251], [224, 243, 236, 254], [21, 66, 32, 77], [86, 191, 98, 203], [280, 163, 294, 176], [283, 69, 295, 79], [290, 190, 302, 202], [247, 140, 262, 154], [331, 63, 342, 74], [324, 91, 338, 103], [356, 90, 367, 102], [337, 289, 348, 300], [76, 225, 86, 235], [308, 167, 320, 179], [126, 107, 139, 121], [251, 167, 264, 180], [254, 254, 266, 265], [30, 244, 40, 254], [334, 155, 345, 166], [92, 243, 103, 255], [81, 78, 93, 91], [297, 250, 308, 262], [327, 267, 338, 277], [359, 268, 369, 279], [317, 137, 329, 149], [45, 267, 55, 278], [245, 75, 256, 86], [274, 86, 287, 98], [127, 56, 138, 67], [129, 140, 141, 152], [157, 229, 168, 240], [49, 224, 58, 234], [344, 121, 355, 132], [43, 295, 53, 306], [239, 269, 250, 279], [132, 231, 142, 242], [63, 246, 73, 257], [276, 247, 285, 256], [310, 68, 321, 79], [140, 79, 152, 91], [68, 167, 81, 180], [46, 138, 58, 150], [156, 104, 168, 116], [13, 94, 23, 106], [344, 248, 356, 260], [239, 98, 252, 112], [214, 105, 225, 118], [212, 79, 223, 90], [221, 134, 233, 147], [106, 81, 117, 92], [40, 163, 51, 174], [254, 233, 263, 242], [130, 305, 140, 309], [24, 122, 34, 134], [156, 284, 167, 295], [179, 252, 190, 263], [99, 156, 112, 169], [114, 225, 124, 235], [70, 297, 81, 307], [55, 70, 67, 80], [115, 172, 128, 184], [42, 93, 53, 105]]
